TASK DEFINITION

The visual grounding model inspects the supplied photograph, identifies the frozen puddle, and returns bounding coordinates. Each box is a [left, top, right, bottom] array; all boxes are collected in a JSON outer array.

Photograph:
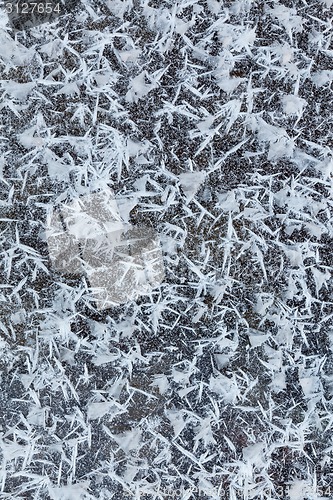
[[46, 188, 164, 308]]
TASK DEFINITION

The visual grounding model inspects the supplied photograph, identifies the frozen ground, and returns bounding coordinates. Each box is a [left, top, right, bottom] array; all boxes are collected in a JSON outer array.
[[0, 0, 332, 498]]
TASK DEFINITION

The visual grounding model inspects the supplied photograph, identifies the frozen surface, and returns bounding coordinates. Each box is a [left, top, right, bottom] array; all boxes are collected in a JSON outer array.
[[0, 0, 332, 498]]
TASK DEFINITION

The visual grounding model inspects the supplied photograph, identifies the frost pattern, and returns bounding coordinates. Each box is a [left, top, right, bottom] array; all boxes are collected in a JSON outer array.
[[0, 0, 332, 499]]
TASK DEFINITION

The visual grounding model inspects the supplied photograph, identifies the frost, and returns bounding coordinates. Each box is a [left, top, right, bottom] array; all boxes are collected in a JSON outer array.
[[178, 171, 206, 203], [48, 481, 93, 500], [209, 374, 239, 404], [288, 480, 312, 500], [1, 81, 35, 100], [107, 0, 133, 19], [312, 70, 333, 87], [125, 71, 157, 103], [242, 442, 266, 465], [109, 428, 142, 452], [0, 32, 35, 68], [281, 94, 307, 117], [87, 402, 123, 420], [0, 0, 332, 497], [268, 5, 304, 35]]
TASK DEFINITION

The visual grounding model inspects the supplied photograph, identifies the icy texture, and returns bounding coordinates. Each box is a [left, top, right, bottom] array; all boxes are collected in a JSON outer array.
[[0, 0, 332, 498]]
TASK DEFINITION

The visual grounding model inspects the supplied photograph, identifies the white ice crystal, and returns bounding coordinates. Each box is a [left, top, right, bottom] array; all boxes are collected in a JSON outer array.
[[281, 94, 307, 117], [125, 71, 157, 103], [178, 171, 206, 203]]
